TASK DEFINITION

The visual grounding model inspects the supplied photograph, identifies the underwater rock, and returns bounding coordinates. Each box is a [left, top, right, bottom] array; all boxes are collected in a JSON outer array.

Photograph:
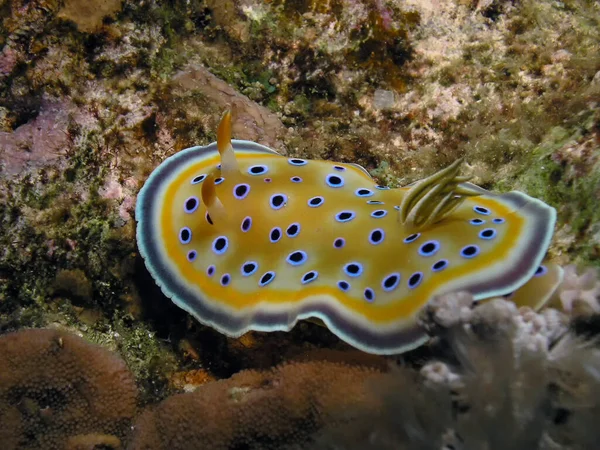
[[57, 0, 123, 33], [171, 65, 286, 149], [0, 100, 81, 176], [373, 89, 396, 110]]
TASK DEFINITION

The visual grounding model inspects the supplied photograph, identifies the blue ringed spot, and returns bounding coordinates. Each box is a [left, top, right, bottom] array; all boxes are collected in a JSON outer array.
[[535, 265, 548, 277], [394, 205, 400, 211], [241, 261, 259, 277], [216, 163, 222, 170], [326, 174, 345, 188], [408, 272, 424, 289], [179, 227, 192, 244], [212, 236, 229, 255], [184, 196, 199, 213], [418, 240, 440, 257], [355, 188, 374, 197], [460, 245, 480, 259], [492, 218, 505, 224], [269, 227, 282, 243], [191, 174, 207, 184], [368, 229, 385, 245], [370, 209, 387, 218], [286, 223, 301, 237], [470, 218, 485, 225], [233, 183, 250, 199], [403, 233, 420, 244], [286, 250, 308, 266], [335, 211, 356, 223], [375, 185, 390, 190], [288, 158, 308, 166], [333, 165, 346, 172], [337, 280, 350, 292], [220, 273, 231, 286], [308, 196, 325, 207], [214, 177, 225, 185], [301, 271, 319, 285], [291, 176, 303, 183], [367, 200, 385, 205], [207, 265, 215, 277], [364, 288, 375, 302], [431, 259, 449, 272], [382, 273, 401, 292], [473, 206, 491, 215], [186, 250, 197, 262], [479, 228, 497, 240], [259, 271, 276, 287], [241, 216, 252, 232], [248, 165, 268, 175], [270, 194, 288, 210], [343, 262, 363, 278], [333, 238, 345, 249]]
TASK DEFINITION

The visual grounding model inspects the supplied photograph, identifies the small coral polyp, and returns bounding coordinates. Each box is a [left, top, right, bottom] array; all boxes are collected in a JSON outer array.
[[136, 110, 561, 354]]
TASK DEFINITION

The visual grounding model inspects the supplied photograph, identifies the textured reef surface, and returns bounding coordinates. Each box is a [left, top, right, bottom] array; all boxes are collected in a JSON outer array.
[[0, 0, 599, 448]]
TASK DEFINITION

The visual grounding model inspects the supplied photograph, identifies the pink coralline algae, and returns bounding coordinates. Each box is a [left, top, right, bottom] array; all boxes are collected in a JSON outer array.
[[0, 100, 76, 176], [0, 47, 19, 77], [98, 175, 140, 222]]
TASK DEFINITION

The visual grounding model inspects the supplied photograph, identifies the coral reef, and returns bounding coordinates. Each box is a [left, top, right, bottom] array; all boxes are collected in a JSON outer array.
[[0, 0, 598, 446], [0, 328, 137, 450]]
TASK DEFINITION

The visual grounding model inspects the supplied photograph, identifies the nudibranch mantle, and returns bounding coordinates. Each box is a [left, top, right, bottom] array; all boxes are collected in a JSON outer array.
[[136, 111, 560, 355]]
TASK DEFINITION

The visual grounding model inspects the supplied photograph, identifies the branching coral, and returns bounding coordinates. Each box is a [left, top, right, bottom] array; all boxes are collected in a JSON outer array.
[[550, 264, 600, 315], [0, 328, 137, 450], [309, 294, 600, 450]]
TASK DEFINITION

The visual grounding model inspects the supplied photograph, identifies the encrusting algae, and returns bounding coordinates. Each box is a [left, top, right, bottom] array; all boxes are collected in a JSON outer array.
[[136, 110, 563, 355]]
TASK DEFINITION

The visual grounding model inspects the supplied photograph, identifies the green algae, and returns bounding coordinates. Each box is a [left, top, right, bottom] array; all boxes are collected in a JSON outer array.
[[83, 314, 179, 404], [511, 121, 600, 266]]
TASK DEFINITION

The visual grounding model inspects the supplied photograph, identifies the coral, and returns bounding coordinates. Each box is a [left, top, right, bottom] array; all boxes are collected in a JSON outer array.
[[129, 360, 385, 449], [311, 297, 600, 449], [551, 264, 600, 316], [420, 292, 569, 356], [0, 328, 137, 450]]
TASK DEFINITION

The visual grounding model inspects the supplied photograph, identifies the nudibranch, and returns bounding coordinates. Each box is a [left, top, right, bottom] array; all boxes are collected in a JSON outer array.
[[136, 110, 562, 354]]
